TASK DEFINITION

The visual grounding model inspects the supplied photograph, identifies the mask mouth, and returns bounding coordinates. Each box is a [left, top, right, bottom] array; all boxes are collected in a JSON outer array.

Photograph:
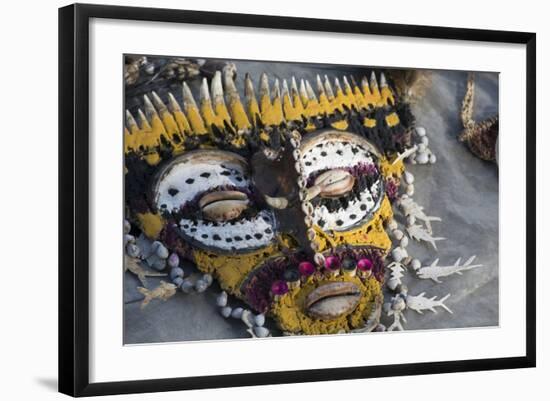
[[304, 282, 361, 320]]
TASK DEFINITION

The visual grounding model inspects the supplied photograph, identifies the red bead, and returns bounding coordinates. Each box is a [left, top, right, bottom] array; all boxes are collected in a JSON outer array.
[[298, 261, 315, 276], [357, 258, 373, 271], [324, 255, 340, 271], [271, 280, 289, 296]]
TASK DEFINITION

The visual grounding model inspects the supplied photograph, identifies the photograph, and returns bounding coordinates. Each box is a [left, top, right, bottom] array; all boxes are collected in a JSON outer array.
[[123, 55, 499, 343]]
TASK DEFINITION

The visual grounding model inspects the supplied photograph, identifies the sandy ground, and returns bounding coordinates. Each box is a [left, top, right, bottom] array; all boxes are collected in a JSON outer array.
[[124, 60, 499, 344]]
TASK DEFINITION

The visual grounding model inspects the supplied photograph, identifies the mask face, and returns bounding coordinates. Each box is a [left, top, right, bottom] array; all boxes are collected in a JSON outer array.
[[125, 69, 413, 335]]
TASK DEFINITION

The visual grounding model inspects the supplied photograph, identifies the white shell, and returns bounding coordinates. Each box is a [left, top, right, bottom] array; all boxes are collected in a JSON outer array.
[[392, 229, 404, 240], [391, 296, 407, 312], [194, 280, 208, 293], [202, 273, 213, 286], [253, 326, 270, 338], [416, 152, 429, 164], [124, 234, 135, 247], [391, 247, 408, 262], [429, 154, 437, 164], [404, 171, 414, 185], [387, 219, 398, 231], [155, 244, 169, 259], [231, 307, 244, 319], [220, 306, 232, 318], [407, 215, 416, 226], [126, 243, 140, 258], [417, 143, 427, 153], [420, 136, 429, 145], [180, 279, 194, 293], [241, 309, 255, 328], [400, 236, 409, 248], [406, 184, 414, 197], [411, 259, 421, 271], [151, 258, 166, 271], [387, 278, 400, 291], [124, 219, 132, 234], [216, 291, 228, 307], [254, 313, 266, 327], [415, 126, 426, 137]]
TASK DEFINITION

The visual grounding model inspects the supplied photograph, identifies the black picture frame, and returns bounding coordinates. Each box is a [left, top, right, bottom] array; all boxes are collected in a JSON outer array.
[[58, 3, 536, 397]]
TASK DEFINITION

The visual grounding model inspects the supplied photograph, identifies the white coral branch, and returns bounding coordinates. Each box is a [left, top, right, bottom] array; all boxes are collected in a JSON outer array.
[[407, 224, 445, 250], [406, 292, 453, 314], [416, 255, 483, 283]]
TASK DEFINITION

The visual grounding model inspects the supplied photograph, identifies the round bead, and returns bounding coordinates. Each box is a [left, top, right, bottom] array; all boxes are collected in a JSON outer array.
[[298, 261, 315, 276], [357, 258, 373, 271], [167, 253, 180, 268], [324, 255, 340, 271], [342, 258, 357, 271], [283, 268, 300, 283], [271, 280, 289, 296]]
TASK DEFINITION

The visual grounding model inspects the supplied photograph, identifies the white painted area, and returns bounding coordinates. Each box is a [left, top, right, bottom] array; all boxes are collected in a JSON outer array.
[[179, 211, 276, 251], [155, 163, 249, 212], [314, 180, 380, 231], [302, 141, 375, 177]]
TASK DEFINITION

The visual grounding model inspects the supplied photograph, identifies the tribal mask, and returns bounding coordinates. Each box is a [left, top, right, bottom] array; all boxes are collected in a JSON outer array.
[[124, 68, 415, 335]]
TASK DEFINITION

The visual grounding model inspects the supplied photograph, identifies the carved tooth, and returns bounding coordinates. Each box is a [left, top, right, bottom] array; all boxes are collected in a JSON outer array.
[[369, 71, 379, 91], [343, 76, 353, 94], [125, 110, 138, 131], [334, 77, 343, 94], [324, 75, 335, 99], [167, 92, 182, 113], [316, 74, 325, 95], [151, 91, 168, 114], [291, 76, 299, 96], [379, 72, 388, 88], [361, 76, 371, 94], [259, 72, 270, 100], [282, 79, 290, 99], [137, 108, 151, 130], [244, 73, 256, 102], [224, 68, 250, 129], [143, 94, 158, 119], [200, 77, 212, 104], [211, 70, 225, 106], [182, 81, 198, 108], [299, 78, 308, 104], [272, 78, 281, 99], [305, 80, 317, 101]]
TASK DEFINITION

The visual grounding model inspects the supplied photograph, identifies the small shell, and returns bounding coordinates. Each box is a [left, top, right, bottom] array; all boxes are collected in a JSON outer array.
[[231, 307, 244, 319], [124, 234, 135, 247], [173, 277, 184, 287], [194, 279, 208, 293], [403, 171, 414, 185], [392, 296, 407, 312], [216, 291, 228, 307], [254, 313, 266, 327], [392, 229, 404, 240], [151, 258, 166, 271], [406, 184, 414, 197], [155, 244, 169, 259], [387, 219, 398, 231], [253, 326, 270, 338], [411, 259, 421, 271], [417, 143, 427, 153], [199, 190, 249, 222], [220, 306, 232, 318], [400, 236, 409, 248], [124, 219, 131, 235], [387, 278, 400, 291], [167, 253, 180, 268], [126, 243, 140, 258], [415, 126, 426, 137], [314, 169, 355, 198], [180, 279, 194, 293], [202, 273, 213, 287], [429, 154, 437, 164], [421, 136, 429, 145], [169, 267, 184, 280], [416, 152, 429, 164], [391, 247, 407, 262], [407, 215, 416, 226], [241, 309, 255, 328]]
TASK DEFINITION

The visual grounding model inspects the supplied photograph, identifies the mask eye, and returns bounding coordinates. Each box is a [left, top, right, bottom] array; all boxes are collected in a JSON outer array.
[[300, 131, 384, 231], [152, 150, 277, 252]]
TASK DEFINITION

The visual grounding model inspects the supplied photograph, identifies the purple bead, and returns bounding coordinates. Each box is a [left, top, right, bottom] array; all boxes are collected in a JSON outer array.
[[298, 261, 315, 276], [357, 258, 373, 271], [167, 253, 180, 268], [324, 255, 340, 271], [271, 280, 289, 296]]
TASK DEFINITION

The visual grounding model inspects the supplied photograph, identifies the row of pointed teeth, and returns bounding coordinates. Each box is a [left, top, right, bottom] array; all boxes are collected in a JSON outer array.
[[125, 70, 389, 130]]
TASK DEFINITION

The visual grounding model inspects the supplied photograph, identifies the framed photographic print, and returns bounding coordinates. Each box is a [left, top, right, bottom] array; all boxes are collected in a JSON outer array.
[[58, 3, 536, 397]]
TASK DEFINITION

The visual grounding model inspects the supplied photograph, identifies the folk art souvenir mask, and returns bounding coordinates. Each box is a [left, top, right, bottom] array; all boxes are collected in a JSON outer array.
[[124, 64, 485, 336]]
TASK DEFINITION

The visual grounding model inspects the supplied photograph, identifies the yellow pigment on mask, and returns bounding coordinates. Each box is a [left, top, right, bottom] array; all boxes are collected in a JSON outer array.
[[271, 274, 382, 334]]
